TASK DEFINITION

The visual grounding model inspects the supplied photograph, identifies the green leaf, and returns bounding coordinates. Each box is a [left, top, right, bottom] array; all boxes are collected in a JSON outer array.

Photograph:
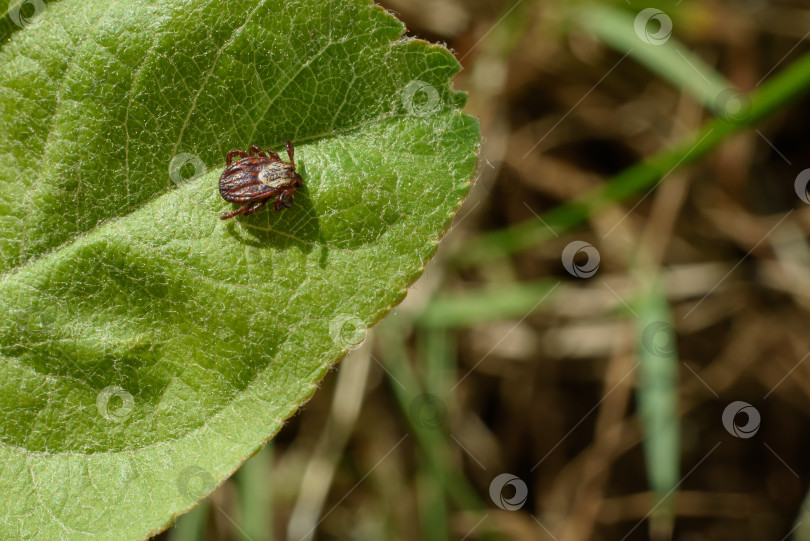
[[0, 0, 479, 538]]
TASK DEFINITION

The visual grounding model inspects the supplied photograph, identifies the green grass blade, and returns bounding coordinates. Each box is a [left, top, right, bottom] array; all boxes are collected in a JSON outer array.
[[235, 444, 273, 541], [168, 500, 209, 541], [455, 50, 810, 267], [376, 319, 495, 537], [635, 283, 679, 540], [579, 4, 736, 115], [417, 280, 559, 328]]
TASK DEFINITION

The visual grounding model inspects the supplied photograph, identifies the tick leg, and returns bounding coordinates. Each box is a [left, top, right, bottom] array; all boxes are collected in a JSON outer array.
[[266, 148, 281, 161], [285, 140, 295, 166], [226, 150, 248, 165], [220, 199, 268, 220], [220, 203, 250, 220], [241, 198, 268, 217], [282, 188, 295, 207], [249, 145, 266, 157], [275, 188, 296, 211]]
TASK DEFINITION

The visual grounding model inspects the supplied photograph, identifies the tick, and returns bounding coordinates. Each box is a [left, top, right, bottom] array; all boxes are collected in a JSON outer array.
[[218, 140, 303, 220]]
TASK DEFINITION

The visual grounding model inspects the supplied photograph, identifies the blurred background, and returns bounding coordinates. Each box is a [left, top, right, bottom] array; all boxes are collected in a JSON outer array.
[[157, 0, 810, 539]]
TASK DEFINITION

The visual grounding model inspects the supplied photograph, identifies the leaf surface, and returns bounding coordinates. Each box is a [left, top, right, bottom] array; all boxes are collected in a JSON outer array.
[[0, 0, 479, 538]]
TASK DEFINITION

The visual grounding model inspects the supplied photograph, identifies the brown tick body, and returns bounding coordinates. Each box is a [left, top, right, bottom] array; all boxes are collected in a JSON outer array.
[[218, 140, 303, 220]]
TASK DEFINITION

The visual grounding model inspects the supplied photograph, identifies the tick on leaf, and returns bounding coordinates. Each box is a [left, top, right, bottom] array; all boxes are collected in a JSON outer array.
[[218, 140, 303, 220]]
